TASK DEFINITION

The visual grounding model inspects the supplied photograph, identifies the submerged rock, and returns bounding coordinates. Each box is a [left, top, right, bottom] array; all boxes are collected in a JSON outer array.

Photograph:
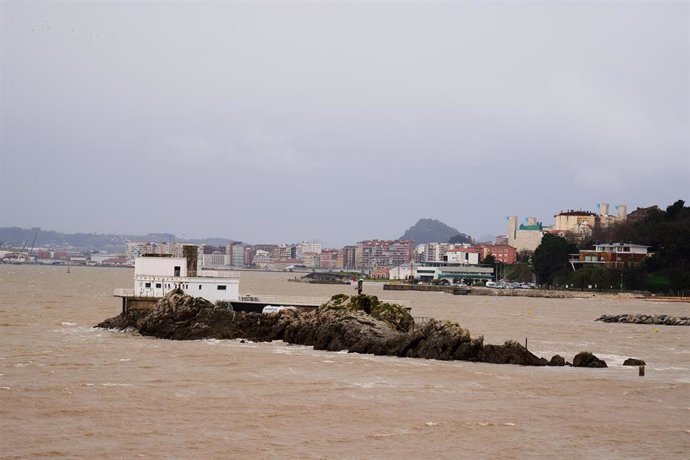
[[97, 291, 603, 368], [572, 351, 607, 368]]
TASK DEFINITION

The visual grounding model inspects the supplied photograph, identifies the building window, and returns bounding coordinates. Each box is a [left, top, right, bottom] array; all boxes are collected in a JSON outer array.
[[145, 282, 151, 288], [217, 285, 227, 290], [155, 283, 162, 288], [199, 285, 202, 290]]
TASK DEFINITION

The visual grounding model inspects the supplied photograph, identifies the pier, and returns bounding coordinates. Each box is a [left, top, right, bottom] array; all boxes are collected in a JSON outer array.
[[383, 284, 470, 295]]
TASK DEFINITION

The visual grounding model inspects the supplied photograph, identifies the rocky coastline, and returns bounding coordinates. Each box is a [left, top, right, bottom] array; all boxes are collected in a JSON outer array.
[[596, 313, 690, 326], [97, 290, 614, 367]]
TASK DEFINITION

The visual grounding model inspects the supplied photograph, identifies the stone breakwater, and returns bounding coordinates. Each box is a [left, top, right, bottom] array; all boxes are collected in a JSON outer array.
[[596, 314, 690, 326], [97, 290, 611, 367]]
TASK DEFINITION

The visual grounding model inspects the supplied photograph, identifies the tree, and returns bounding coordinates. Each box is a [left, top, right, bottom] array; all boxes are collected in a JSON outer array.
[[516, 250, 532, 264], [482, 254, 496, 265], [532, 234, 576, 287], [448, 233, 473, 245], [504, 263, 533, 283]]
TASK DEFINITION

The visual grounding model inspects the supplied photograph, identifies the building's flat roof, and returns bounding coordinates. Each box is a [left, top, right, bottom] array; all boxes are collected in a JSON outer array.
[[595, 243, 650, 248], [555, 210, 596, 216]]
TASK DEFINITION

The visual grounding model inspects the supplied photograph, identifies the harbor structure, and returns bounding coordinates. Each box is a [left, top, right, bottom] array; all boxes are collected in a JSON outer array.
[[115, 245, 240, 311]]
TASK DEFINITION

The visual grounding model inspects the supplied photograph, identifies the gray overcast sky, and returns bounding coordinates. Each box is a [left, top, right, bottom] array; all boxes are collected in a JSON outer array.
[[1, 1, 688, 247]]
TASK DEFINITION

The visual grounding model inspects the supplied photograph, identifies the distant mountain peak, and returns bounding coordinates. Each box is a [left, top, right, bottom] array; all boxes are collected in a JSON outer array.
[[399, 218, 470, 244]]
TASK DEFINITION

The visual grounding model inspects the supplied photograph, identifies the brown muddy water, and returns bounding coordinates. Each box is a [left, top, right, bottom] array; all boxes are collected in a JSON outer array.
[[1, 265, 689, 458]]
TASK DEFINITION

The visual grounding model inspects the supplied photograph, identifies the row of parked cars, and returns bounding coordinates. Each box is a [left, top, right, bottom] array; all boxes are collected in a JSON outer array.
[[485, 281, 535, 289]]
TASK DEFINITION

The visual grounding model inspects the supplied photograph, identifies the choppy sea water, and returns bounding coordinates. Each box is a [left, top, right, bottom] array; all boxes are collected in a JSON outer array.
[[1, 265, 689, 458]]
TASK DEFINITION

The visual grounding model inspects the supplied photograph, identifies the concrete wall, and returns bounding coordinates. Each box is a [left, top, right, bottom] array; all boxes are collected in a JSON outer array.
[[134, 257, 188, 277], [446, 250, 480, 265], [508, 216, 543, 252], [553, 214, 597, 234], [134, 276, 240, 302]]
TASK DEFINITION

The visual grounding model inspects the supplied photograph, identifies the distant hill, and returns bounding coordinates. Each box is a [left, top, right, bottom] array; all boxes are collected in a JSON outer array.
[[0, 227, 233, 252], [399, 219, 472, 244]]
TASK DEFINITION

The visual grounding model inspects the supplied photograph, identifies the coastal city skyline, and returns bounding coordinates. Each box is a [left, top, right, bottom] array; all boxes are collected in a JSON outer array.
[[1, 2, 688, 247], [0, 198, 677, 250], [0, 197, 668, 276]]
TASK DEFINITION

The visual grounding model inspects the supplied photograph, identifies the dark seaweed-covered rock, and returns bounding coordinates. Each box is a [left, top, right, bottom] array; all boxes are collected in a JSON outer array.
[[391, 319, 480, 361], [596, 314, 690, 326], [548, 354, 567, 366], [623, 358, 646, 366], [96, 291, 595, 367], [479, 340, 549, 366], [282, 307, 400, 353], [96, 289, 293, 341], [573, 351, 607, 368]]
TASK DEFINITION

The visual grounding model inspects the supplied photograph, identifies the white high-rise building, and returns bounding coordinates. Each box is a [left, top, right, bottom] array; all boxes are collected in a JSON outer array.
[[295, 241, 321, 259]]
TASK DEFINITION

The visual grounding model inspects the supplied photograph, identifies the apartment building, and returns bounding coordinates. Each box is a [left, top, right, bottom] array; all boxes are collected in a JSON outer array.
[[570, 243, 650, 269], [320, 249, 341, 270], [478, 244, 517, 265], [355, 239, 414, 272]]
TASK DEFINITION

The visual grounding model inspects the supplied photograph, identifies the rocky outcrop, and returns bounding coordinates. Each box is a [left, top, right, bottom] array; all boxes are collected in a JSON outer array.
[[548, 354, 568, 367], [318, 293, 414, 333], [573, 352, 607, 368], [623, 358, 646, 366], [97, 291, 603, 367], [97, 290, 294, 341], [596, 314, 690, 326]]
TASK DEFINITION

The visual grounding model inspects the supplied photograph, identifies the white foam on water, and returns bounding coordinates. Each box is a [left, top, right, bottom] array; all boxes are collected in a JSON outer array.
[[100, 383, 133, 387], [61, 322, 77, 327], [1, 386, 11, 390], [350, 379, 396, 389], [273, 347, 296, 355], [119, 358, 130, 362], [652, 366, 689, 371], [425, 422, 437, 427], [597, 354, 629, 366]]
